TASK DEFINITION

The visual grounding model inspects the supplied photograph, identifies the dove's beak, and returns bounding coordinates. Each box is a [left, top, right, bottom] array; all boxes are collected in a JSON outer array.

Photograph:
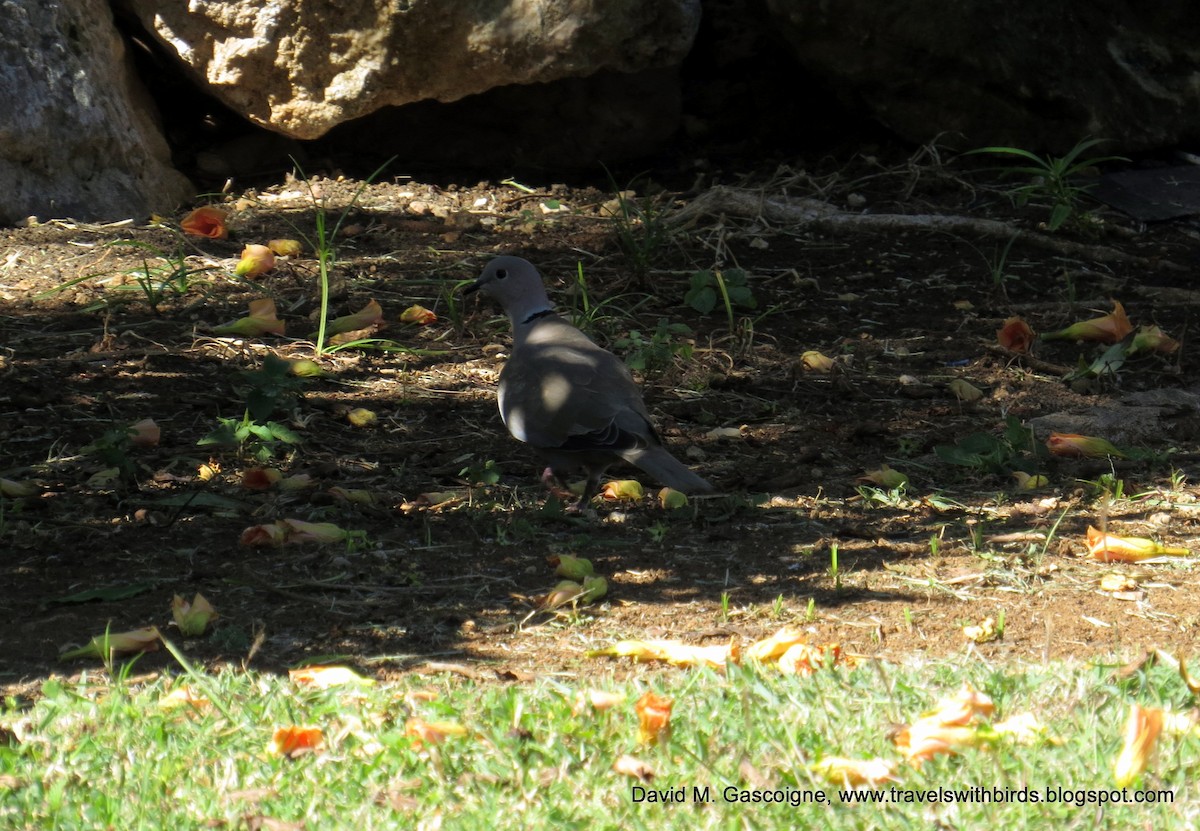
[[462, 279, 481, 296]]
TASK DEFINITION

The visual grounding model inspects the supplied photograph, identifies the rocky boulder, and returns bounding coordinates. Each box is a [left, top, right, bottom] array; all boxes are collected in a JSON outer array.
[[0, 0, 193, 224], [764, 0, 1200, 153], [124, 0, 702, 140]]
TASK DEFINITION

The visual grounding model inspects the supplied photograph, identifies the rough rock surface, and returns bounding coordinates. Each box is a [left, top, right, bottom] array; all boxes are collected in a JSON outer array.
[[764, 0, 1200, 153], [0, 0, 192, 224], [125, 0, 702, 140]]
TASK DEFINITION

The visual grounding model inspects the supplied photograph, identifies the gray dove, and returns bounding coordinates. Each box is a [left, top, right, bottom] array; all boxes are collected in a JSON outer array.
[[466, 256, 712, 506]]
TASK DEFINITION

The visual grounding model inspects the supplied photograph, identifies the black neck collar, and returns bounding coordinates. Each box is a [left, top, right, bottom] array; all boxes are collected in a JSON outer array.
[[521, 308, 556, 325]]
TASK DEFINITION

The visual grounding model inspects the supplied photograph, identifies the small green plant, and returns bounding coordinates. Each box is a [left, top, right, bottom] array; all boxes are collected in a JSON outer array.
[[771, 594, 785, 619], [614, 319, 694, 373], [198, 412, 301, 462], [804, 597, 817, 622], [685, 268, 757, 330], [935, 415, 1043, 475], [236, 354, 308, 422], [828, 543, 841, 592], [647, 521, 669, 544], [966, 138, 1128, 231], [287, 157, 395, 356], [718, 591, 731, 623], [460, 458, 501, 487], [604, 173, 673, 279], [36, 238, 216, 313]]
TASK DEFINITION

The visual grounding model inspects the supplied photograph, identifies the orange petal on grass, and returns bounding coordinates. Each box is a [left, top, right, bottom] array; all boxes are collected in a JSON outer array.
[[180, 206, 228, 239], [572, 690, 626, 716], [288, 666, 374, 688], [745, 627, 808, 663], [405, 718, 466, 748], [893, 720, 983, 765], [809, 757, 898, 787], [589, 639, 735, 670], [1046, 432, 1125, 459], [635, 691, 673, 745], [1085, 526, 1189, 562], [234, 244, 276, 279], [926, 683, 995, 726], [400, 304, 437, 325], [1113, 704, 1163, 787], [268, 725, 325, 757], [1043, 301, 1133, 344], [612, 754, 656, 782], [997, 316, 1035, 352]]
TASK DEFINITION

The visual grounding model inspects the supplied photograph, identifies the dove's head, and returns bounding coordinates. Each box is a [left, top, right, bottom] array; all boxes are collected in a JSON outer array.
[[466, 256, 554, 326]]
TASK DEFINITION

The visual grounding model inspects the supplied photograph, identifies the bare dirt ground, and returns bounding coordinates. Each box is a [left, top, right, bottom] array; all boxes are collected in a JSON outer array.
[[3, 147, 1200, 695]]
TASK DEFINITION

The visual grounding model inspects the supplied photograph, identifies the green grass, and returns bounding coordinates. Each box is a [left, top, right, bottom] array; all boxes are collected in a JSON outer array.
[[2, 655, 1195, 829]]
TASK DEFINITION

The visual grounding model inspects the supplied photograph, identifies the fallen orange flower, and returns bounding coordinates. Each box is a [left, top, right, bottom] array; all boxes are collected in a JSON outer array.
[[996, 316, 1035, 352], [212, 298, 285, 337], [180, 206, 228, 239], [278, 519, 351, 545], [745, 627, 808, 663], [572, 690, 626, 715], [405, 718, 466, 747], [1085, 526, 1190, 562], [289, 665, 374, 688], [893, 720, 987, 765], [327, 299, 384, 336], [809, 756, 898, 787], [635, 691, 673, 745], [239, 522, 288, 547], [1046, 432, 1126, 459], [600, 479, 644, 501], [1129, 324, 1180, 355], [658, 487, 688, 509], [128, 418, 160, 447], [1043, 301, 1133, 344], [172, 593, 217, 637], [589, 638, 736, 669], [269, 725, 324, 757], [1113, 704, 1163, 787], [612, 754, 656, 782], [926, 683, 995, 726], [60, 626, 162, 660], [858, 464, 908, 489], [400, 304, 437, 325], [800, 350, 835, 373], [267, 238, 303, 257], [241, 467, 283, 490], [234, 244, 275, 279]]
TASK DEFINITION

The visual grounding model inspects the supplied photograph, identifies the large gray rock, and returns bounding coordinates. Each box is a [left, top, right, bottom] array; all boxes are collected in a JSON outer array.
[[126, 0, 702, 140], [764, 1, 1200, 153], [0, 0, 193, 224]]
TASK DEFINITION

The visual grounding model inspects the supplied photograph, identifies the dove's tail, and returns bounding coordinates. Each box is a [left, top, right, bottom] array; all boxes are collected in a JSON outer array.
[[625, 446, 714, 494]]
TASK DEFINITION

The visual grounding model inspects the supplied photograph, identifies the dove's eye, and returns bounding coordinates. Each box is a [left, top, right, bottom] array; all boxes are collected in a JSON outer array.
[[496, 269, 509, 280]]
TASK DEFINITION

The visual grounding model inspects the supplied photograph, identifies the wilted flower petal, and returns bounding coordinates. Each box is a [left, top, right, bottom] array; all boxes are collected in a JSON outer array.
[[234, 244, 275, 279], [347, 408, 377, 428], [997, 316, 1035, 352], [1046, 432, 1126, 459], [810, 757, 898, 787], [1113, 704, 1163, 787], [600, 479, 644, 501], [241, 467, 283, 490], [1128, 325, 1179, 356], [858, 464, 908, 489], [658, 487, 689, 509], [239, 522, 288, 547], [551, 554, 595, 580], [60, 626, 162, 660], [0, 477, 40, 498], [127, 418, 160, 447], [1085, 526, 1189, 562], [800, 350, 835, 373], [400, 304, 437, 325], [635, 691, 673, 745], [267, 238, 303, 257], [172, 593, 217, 636], [180, 206, 228, 239], [269, 725, 324, 757], [1044, 301, 1133, 344], [279, 518, 350, 545], [212, 298, 285, 337], [327, 299, 384, 336]]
